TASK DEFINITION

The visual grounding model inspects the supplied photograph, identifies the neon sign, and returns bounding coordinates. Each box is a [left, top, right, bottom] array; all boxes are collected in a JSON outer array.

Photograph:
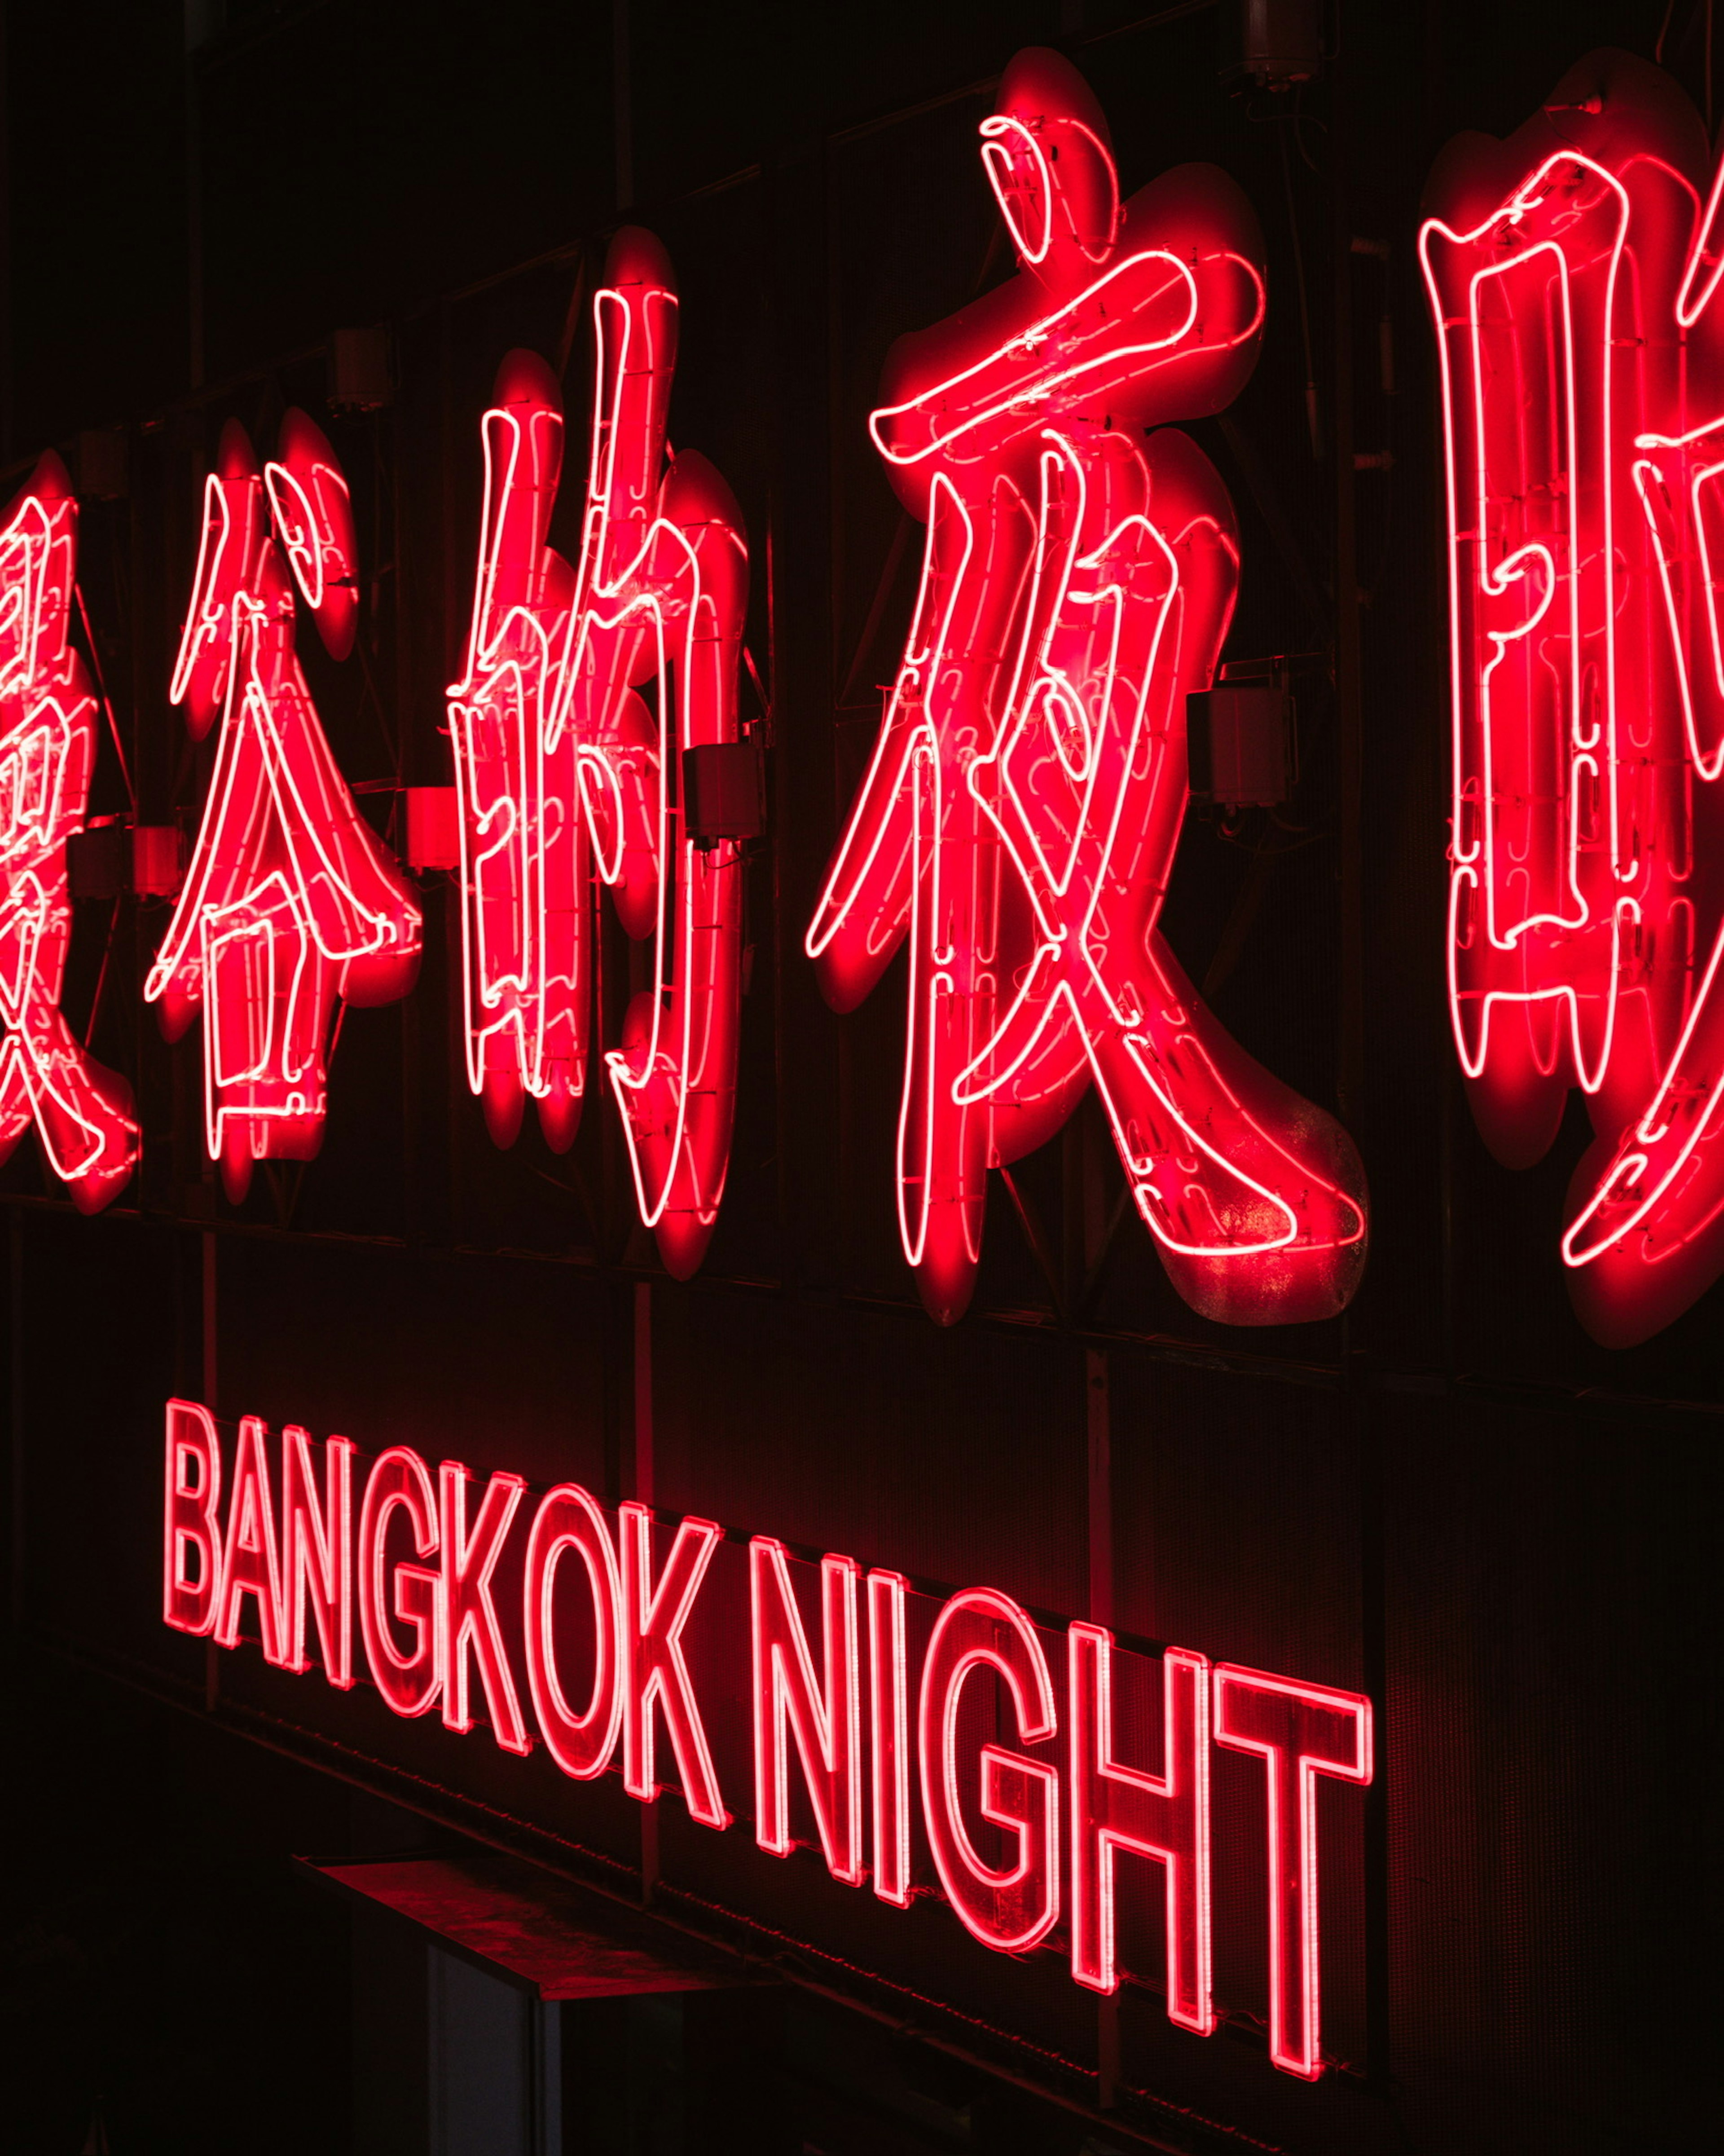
[[808, 47, 1368, 1326], [163, 1398, 1373, 2084], [448, 228, 749, 1278], [146, 413, 421, 1200], [1422, 48, 1724, 1342], [0, 454, 138, 1210]]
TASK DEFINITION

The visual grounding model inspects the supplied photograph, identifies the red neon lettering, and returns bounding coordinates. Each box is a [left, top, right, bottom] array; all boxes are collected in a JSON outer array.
[[619, 1502, 727, 1827], [438, 1461, 529, 1755], [213, 1413, 284, 1662], [280, 1425, 353, 1688], [1213, 1662, 1372, 2080], [0, 454, 138, 1211], [523, 1483, 623, 1781], [449, 227, 749, 1276], [146, 414, 421, 1202], [749, 1540, 862, 1885], [162, 1390, 1377, 2081], [357, 1446, 442, 1718], [163, 1398, 222, 1636], [917, 1586, 1059, 1953], [1421, 51, 1724, 1342], [1067, 1627, 1212, 2030], [866, 1568, 913, 1907], [807, 46, 1365, 1326], [263, 407, 360, 661]]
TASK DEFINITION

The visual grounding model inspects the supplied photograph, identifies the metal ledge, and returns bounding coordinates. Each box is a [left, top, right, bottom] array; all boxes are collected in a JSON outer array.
[[299, 1850, 755, 2002]]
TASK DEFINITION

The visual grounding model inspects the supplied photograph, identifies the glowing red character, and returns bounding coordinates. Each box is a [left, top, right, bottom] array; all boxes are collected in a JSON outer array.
[[808, 48, 1368, 1325], [1212, 1663, 1371, 2081], [0, 453, 137, 1210], [449, 228, 749, 1278], [1422, 50, 1724, 1341], [147, 413, 421, 1200]]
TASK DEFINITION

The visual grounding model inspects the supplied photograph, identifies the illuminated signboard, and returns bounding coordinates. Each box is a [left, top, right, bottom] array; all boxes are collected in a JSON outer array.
[[163, 1398, 1372, 2085], [25, 24, 1706, 2152], [1422, 48, 1724, 1345]]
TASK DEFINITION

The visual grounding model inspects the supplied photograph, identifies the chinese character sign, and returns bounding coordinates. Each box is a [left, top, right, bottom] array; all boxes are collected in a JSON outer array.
[[449, 227, 749, 1279], [1422, 50, 1724, 1343], [808, 48, 1368, 1326], [0, 453, 137, 1211], [147, 414, 422, 1201]]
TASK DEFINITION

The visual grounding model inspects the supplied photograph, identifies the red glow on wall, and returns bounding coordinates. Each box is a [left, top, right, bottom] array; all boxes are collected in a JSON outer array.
[[449, 229, 749, 1278], [1213, 1662, 1371, 2081], [806, 47, 1366, 1325], [0, 454, 138, 1210], [146, 414, 421, 1201], [1421, 49, 1724, 1343]]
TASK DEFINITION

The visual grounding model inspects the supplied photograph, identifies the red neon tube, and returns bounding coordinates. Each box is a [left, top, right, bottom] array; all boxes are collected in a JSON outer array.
[[169, 1404, 1379, 2080], [449, 229, 749, 1277], [749, 1540, 863, 1886], [281, 1425, 354, 1689], [807, 46, 1366, 1326], [1422, 48, 1724, 1341], [439, 1460, 530, 1755], [1213, 1662, 1371, 2080], [162, 1399, 222, 1636], [619, 1503, 728, 1828], [917, 1584, 1060, 1953], [1068, 1626, 1213, 2032], [867, 1567, 914, 1907], [0, 454, 137, 1210], [523, 1482, 624, 1781], [357, 1446, 443, 1719], [148, 414, 421, 1200], [212, 1412, 285, 1662]]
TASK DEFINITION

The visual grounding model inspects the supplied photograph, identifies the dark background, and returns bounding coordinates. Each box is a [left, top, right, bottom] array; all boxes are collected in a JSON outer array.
[[0, 2, 1717, 2152]]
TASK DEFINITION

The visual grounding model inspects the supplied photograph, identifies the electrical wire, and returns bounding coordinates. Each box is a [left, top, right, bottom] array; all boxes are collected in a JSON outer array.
[[81, 897, 121, 1052], [1278, 118, 1321, 459], [72, 582, 136, 811]]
